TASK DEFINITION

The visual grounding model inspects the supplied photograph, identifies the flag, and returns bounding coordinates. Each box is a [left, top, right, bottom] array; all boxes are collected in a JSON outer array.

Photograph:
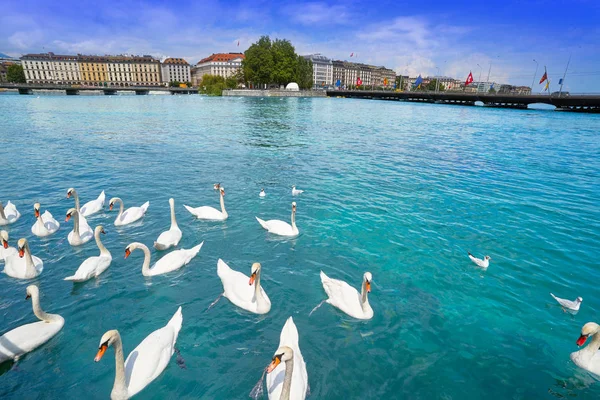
[[356, 76, 362, 86], [465, 71, 473, 86], [539, 67, 548, 84], [335, 79, 341, 87], [414, 75, 423, 88], [350, 52, 354, 57], [544, 81, 549, 91], [383, 77, 388, 86], [237, 41, 240, 47], [558, 78, 563, 85]]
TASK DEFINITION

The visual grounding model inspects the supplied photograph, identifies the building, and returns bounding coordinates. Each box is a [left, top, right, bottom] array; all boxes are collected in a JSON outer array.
[[103, 55, 161, 87], [191, 53, 244, 86], [332, 60, 396, 89], [21, 52, 81, 85], [78, 55, 108, 86], [302, 54, 333, 89], [161, 58, 191, 85], [498, 84, 532, 95]]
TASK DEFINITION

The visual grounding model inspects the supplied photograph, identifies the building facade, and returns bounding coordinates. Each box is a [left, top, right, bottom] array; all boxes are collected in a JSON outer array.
[[21, 53, 81, 84], [161, 58, 191, 84], [191, 53, 244, 86], [78, 55, 108, 86], [302, 54, 333, 88], [332, 60, 396, 88], [104, 55, 161, 87]]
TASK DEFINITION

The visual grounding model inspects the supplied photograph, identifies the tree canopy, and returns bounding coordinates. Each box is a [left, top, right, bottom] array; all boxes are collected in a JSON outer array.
[[198, 74, 237, 96], [242, 36, 313, 89], [425, 79, 445, 91], [6, 64, 26, 83]]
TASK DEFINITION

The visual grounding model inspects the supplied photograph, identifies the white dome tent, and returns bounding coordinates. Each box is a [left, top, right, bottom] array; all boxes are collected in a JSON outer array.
[[285, 82, 300, 91]]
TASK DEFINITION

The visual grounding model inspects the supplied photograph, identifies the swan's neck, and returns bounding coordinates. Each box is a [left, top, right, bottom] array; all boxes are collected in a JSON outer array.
[[111, 334, 128, 398], [254, 270, 266, 306], [280, 358, 294, 400], [72, 210, 81, 236], [116, 199, 124, 218], [139, 245, 152, 275], [581, 332, 600, 359], [360, 281, 370, 310], [95, 230, 110, 256], [23, 242, 37, 276], [291, 209, 297, 232], [72, 190, 80, 211], [36, 213, 46, 229], [169, 201, 178, 230], [0, 203, 6, 220], [219, 193, 227, 217], [30, 290, 59, 322]]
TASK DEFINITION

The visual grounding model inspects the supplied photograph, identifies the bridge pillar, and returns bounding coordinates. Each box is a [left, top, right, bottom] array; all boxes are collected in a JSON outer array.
[[103, 90, 117, 95], [18, 88, 33, 95], [65, 89, 79, 95], [135, 90, 149, 95]]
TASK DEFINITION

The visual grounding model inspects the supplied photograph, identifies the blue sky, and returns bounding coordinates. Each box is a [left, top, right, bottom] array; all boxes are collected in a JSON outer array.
[[2, 0, 599, 92]]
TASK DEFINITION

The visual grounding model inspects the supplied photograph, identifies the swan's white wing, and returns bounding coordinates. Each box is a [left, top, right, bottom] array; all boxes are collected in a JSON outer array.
[[263, 219, 294, 235], [124, 326, 176, 397], [41, 211, 60, 232], [149, 244, 201, 276], [155, 228, 182, 249], [187, 206, 224, 220], [118, 206, 147, 225], [0, 246, 17, 261], [64, 256, 101, 281], [0, 319, 64, 363], [320, 271, 362, 316], [80, 190, 106, 216], [217, 259, 268, 311]]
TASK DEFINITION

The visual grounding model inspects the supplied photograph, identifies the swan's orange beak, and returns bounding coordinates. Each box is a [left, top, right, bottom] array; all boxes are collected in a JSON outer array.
[[67, 192, 72, 198], [109, 204, 113, 211], [26, 293, 31, 300], [101, 229, 106, 235], [249, 273, 256, 285], [124, 248, 131, 259], [65, 214, 71, 222], [266, 355, 281, 373], [35, 209, 40, 218], [365, 281, 371, 293], [2, 240, 8, 249], [577, 334, 589, 346], [95, 344, 108, 362], [18, 248, 25, 257]]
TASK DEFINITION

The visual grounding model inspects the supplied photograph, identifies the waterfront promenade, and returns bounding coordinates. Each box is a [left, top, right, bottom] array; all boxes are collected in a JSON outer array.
[[0, 83, 196, 95]]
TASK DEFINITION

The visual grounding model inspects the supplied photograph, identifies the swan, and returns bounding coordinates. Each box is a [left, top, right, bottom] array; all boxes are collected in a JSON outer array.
[[109, 197, 149, 226], [64, 226, 112, 282], [0, 201, 21, 226], [217, 259, 271, 314], [0, 285, 64, 363], [66, 208, 94, 246], [67, 188, 106, 217], [154, 198, 182, 250], [0, 230, 17, 261], [265, 317, 308, 400], [318, 271, 373, 320], [213, 183, 221, 190], [94, 307, 183, 399], [31, 203, 60, 237], [468, 252, 491, 268], [260, 189, 266, 198], [291, 186, 304, 196], [3, 238, 44, 279], [256, 202, 299, 237], [571, 322, 600, 377], [184, 186, 228, 220], [551, 293, 582, 312], [125, 242, 203, 277]]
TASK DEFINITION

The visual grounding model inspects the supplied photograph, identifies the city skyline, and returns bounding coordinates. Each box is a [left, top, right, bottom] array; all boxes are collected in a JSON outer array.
[[1, 0, 599, 92]]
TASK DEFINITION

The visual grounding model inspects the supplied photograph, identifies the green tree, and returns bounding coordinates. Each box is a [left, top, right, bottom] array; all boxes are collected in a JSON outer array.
[[169, 80, 181, 87], [199, 74, 225, 96], [243, 36, 274, 87], [271, 39, 297, 86], [425, 79, 445, 91], [295, 56, 313, 89], [6, 64, 26, 83]]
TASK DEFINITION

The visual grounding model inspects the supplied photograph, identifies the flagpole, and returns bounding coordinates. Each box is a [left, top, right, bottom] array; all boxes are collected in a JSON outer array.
[[559, 53, 571, 96], [531, 59, 538, 95]]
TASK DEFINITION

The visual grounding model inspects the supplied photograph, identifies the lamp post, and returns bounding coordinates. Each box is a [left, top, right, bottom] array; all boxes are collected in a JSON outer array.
[[531, 59, 538, 95], [476, 64, 482, 92]]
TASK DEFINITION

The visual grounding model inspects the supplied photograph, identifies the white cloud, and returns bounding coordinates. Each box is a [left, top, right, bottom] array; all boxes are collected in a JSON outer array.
[[284, 2, 351, 25]]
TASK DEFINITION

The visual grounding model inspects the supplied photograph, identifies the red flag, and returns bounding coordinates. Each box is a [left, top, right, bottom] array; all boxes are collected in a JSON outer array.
[[350, 52, 354, 57], [539, 67, 548, 84], [357, 76, 362, 86], [465, 71, 473, 86]]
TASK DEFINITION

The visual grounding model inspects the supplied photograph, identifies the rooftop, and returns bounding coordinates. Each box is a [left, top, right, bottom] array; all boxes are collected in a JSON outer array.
[[197, 53, 245, 64], [163, 57, 190, 65]]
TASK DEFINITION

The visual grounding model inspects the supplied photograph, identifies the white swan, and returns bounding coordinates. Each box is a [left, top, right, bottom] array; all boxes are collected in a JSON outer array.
[[67, 188, 105, 217], [260, 189, 266, 198], [256, 202, 299, 237], [319, 271, 373, 320], [291, 186, 304, 196], [125, 242, 203, 277], [468, 252, 491, 268], [213, 183, 221, 190], [154, 198, 182, 250], [0, 285, 64, 363], [31, 203, 60, 237], [3, 238, 44, 279], [0, 201, 21, 226], [217, 259, 271, 314], [571, 322, 600, 377], [265, 317, 308, 400], [94, 307, 183, 399], [184, 186, 228, 220], [0, 230, 17, 261], [66, 208, 94, 246], [109, 197, 149, 226], [64, 226, 112, 282]]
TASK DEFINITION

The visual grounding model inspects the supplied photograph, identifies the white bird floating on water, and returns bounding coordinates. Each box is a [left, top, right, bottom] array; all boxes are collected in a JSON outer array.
[[0, 285, 64, 364], [109, 197, 149, 226], [31, 202, 60, 237], [125, 242, 203, 277], [0, 230, 17, 262], [260, 189, 266, 198], [184, 186, 228, 220], [3, 238, 44, 279], [468, 252, 491, 268], [571, 322, 600, 377], [66, 188, 106, 217], [0, 201, 21, 226], [94, 307, 183, 399], [213, 259, 271, 314], [64, 226, 112, 282], [154, 198, 182, 250], [551, 293, 582, 312], [313, 271, 374, 320], [256, 202, 299, 237], [291, 186, 304, 196], [66, 208, 94, 246]]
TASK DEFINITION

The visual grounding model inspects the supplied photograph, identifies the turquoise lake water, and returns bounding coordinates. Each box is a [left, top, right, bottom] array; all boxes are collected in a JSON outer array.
[[0, 94, 599, 399]]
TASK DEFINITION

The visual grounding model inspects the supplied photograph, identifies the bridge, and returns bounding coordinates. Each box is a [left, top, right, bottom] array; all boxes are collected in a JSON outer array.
[[326, 90, 600, 113], [0, 83, 197, 95]]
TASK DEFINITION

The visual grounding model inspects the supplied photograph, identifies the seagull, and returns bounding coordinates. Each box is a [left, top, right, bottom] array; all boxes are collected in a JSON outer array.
[[468, 252, 491, 268], [292, 186, 304, 196], [259, 189, 266, 198], [551, 293, 582, 312]]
